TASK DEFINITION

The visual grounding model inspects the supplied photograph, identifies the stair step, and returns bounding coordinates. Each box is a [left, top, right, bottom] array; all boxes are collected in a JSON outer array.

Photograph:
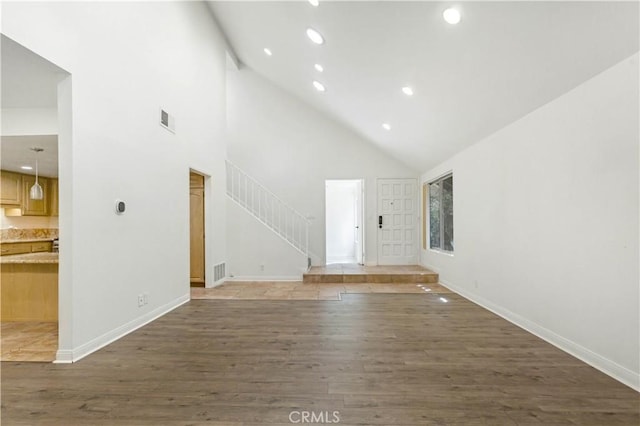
[[303, 265, 438, 284]]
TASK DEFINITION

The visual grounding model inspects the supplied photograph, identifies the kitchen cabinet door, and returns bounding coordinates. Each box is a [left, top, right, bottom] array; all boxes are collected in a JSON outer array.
[[21, 175, 49, 216], [49, 178, 59, 216], [0, 171, 23, 206]]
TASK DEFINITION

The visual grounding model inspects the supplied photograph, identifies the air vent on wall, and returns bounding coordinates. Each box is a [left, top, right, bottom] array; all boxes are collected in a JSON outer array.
[[160, 108, 175, 133], [214, 262, 226, 282]]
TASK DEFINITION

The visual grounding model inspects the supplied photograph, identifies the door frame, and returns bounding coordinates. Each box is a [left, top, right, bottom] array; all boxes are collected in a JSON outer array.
[[189, 170, 207, 286]]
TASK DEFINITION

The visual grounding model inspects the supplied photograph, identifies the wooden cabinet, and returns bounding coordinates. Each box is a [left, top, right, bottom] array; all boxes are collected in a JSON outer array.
[[49, 178, 59, 216], [31, 241, 53, 253], [1, 170, 58, 216], [21, 175, 49, 216], [0, 241, 53, 256], [0, 242, 32, 256], [1, 263, 58, 322], [0, 171, 23, 206]]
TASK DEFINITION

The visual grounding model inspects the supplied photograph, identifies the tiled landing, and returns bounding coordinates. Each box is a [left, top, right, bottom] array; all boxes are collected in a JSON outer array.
[[303, 264, 439, 284], [1, 322, 57, 362], [191, 281, 451, 301]]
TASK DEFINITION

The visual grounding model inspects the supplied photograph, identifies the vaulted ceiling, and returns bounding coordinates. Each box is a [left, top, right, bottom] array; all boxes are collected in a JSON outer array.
[[208, 1, 639, 171]]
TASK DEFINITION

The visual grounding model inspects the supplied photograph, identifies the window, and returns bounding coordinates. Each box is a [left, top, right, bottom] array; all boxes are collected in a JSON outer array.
[[429, 174, 453, 252]]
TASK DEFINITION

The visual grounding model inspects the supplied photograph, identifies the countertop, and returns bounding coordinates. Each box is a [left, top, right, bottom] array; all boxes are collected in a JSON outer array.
[[0, 252, 59, 264], [1, 238, 56, 244]]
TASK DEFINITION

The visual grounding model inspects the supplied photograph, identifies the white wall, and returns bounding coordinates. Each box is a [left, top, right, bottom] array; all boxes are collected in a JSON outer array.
[[226, 201, 308, 280], [2, 2, 228, 361], [227, 69, 416, 275], [421, 53, 639, 389]]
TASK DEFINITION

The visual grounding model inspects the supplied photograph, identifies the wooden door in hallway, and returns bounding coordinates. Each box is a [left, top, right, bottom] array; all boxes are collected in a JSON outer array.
[[190, 172, 205, 286], [377, 179, 418, 265]]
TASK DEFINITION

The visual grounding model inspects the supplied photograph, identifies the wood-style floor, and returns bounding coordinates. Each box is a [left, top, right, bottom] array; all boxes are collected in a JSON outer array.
[[2, 291, 638, 425]]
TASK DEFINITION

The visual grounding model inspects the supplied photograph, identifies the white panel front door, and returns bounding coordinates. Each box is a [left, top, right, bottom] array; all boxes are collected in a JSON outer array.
[[377, 179, 418, 265]]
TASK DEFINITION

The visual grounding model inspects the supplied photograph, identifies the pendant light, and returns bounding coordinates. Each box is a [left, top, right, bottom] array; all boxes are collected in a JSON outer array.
[[29, 147, 44, 200]]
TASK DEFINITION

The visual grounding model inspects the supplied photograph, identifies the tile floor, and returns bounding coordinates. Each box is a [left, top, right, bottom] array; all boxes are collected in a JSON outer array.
[[303, 264, 439, 283], [1, 322, 57, 362], [191, 280, 452, 301], [306, 264, 437, 275]]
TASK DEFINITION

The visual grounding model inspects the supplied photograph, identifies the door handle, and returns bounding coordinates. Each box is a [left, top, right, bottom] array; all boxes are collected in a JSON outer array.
[[378, 216, 383, 229]]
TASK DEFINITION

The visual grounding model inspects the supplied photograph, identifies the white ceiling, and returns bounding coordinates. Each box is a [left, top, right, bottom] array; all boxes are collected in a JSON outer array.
[[208, 1, 639, 171], [1, 35, 64, 177], [1, 135, 59, 178]]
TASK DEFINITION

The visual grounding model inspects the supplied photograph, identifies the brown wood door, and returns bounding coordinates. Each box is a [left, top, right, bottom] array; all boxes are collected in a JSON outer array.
[[190, 172, 205, 286]]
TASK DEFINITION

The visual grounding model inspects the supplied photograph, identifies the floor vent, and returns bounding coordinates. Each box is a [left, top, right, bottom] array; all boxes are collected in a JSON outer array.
[[214, 262, 226, 282]]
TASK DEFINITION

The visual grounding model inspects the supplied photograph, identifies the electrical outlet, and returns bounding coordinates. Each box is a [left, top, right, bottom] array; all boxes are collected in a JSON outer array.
[[260, 264, 265, 272], [137, 294, 144, 307], [474, 280, 479, 289], [143, 293, 149, 305]]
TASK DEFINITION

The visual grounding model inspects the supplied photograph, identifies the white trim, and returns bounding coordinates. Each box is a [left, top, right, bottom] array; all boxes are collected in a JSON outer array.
[[206, 277, 227, 288], [425, 169, 453, 185], [226, 275, 301, 282], [428, 248, 455, 257], [54, 293, 190, 364], [428, 269, 640, 392]]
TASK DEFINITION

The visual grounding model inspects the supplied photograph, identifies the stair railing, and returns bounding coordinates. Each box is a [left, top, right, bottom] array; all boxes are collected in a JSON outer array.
[[225, 160, 310, 257]]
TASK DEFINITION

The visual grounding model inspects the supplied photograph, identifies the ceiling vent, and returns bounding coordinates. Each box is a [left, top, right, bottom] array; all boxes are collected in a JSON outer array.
[[160, 108, 175, 133]]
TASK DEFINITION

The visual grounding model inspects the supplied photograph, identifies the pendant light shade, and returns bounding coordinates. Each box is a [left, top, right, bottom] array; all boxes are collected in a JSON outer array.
[[29, 147, 44, 200], [30, 182, 43, 200]]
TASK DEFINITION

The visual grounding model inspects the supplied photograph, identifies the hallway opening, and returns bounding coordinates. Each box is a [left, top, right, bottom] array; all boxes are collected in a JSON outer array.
[[325, 179, 364, 265]]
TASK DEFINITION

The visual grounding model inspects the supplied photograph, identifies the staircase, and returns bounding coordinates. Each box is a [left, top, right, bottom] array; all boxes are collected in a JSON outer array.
[[226, 160, 310, 261]]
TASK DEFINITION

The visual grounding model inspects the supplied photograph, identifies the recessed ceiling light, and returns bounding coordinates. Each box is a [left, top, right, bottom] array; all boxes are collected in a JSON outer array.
[[20, 166, 33, 170], [402, 86, 414, 96], [308, 0, 319, 6], [263, 48, 272, 56], [314, 64, 324, 72], [306, 28, 324, 45], [312, 80, 326, 92], [382, 123, 391, 131], [443, 7, 461, 25]]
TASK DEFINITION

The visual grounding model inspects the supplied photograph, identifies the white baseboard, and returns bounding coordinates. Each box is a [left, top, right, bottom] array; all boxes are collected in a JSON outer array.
[[226, 275, 302, 282], [434, 275, 640, 392], [54, 293, 190, 364], [206, 278, 226, 288]]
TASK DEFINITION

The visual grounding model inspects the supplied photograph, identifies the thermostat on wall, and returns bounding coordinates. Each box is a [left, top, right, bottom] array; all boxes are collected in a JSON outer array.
[[115, 200, 126, 214]]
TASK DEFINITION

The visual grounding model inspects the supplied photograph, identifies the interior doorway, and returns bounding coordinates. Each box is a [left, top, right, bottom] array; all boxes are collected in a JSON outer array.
[[0, 35, 69, 362], [325, 179, 364, 265], [189, 171, 206, 286]]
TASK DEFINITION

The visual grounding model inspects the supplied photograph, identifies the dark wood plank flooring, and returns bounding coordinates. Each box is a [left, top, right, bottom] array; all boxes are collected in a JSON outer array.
[[2, 292, 638, 425]]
